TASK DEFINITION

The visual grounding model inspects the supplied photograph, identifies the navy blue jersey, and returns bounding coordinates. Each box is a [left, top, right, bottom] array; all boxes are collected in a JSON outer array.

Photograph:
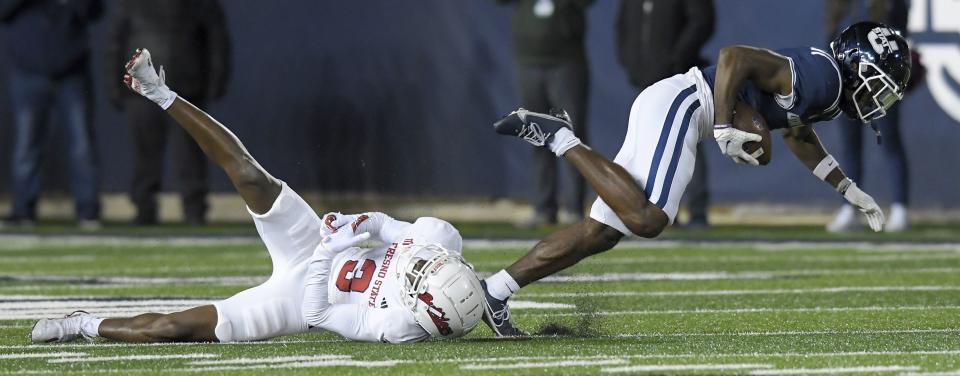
[[701, 47, 843, 129]]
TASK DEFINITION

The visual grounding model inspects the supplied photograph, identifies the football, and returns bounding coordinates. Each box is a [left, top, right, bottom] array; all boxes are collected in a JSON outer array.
[[733, 101, 772, 166]]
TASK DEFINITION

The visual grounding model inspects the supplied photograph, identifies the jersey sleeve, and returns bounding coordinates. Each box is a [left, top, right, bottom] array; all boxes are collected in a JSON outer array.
[[774, 47, 843, 118], [395, 217, 463, 255], [352, 212, 412, 244]]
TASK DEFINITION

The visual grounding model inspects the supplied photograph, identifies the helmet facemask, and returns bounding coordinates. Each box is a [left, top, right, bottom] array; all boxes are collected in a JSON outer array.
[[850, 61, 904, 122], [394, 244, 483, 339]]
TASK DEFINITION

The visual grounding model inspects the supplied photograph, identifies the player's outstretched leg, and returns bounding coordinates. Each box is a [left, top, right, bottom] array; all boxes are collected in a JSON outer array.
[[485, 109, 669, 336], [31, 305, 218, 343], [494, 108, 669, 237], [482, 218, 623, 336]]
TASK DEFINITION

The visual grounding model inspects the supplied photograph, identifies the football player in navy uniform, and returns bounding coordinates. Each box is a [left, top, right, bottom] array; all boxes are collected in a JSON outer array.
[[482, 21, 912, 336]]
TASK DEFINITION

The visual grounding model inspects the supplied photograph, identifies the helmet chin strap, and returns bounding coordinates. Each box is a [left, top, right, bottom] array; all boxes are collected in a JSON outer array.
[[869, 122, 882, 145]]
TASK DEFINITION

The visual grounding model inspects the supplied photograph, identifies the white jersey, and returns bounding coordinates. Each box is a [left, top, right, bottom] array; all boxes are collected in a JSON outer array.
[[328, 240, 410, 310], [213, 182, 463, 343]]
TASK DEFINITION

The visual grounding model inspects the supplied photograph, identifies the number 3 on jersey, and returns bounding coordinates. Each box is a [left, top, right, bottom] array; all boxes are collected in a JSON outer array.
[[335, 259, 376, 293]]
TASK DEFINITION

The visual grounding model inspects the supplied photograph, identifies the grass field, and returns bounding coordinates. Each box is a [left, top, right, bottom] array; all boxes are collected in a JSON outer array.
[[1, 226, 959, 375]]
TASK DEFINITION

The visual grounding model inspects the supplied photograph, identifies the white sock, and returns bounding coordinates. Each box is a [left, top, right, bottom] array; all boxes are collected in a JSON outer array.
[[548, 128, 582, 157], [485, 270, 520, 301], [80, 316, 104, 338]]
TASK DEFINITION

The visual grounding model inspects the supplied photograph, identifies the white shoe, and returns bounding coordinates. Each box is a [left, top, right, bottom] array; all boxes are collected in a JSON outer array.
[[123, 48, 177, 109], [30, 311, 95, 343], [886, 203, 909, 232], [827, 204, 860, 233]]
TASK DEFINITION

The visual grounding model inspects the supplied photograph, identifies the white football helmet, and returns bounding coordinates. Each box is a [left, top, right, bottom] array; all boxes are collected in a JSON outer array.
[[395, 244, 484, 339]]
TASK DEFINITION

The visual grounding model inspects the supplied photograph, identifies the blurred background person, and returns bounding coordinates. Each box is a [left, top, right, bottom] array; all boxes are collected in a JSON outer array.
[[105, 0, 230, 225], [0, 0, 102, 229], [616, 0, 715, 228], [498, 0, 593, 228], [825, 0, 915, 232]]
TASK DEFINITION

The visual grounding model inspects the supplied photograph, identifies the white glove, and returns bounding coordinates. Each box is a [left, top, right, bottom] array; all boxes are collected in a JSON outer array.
[[320, 212, 359, 236], [842, 181, 885, 232], [713, 125, 762, 166], [314, 224, 370, 258], [123, 48, 178, 110]]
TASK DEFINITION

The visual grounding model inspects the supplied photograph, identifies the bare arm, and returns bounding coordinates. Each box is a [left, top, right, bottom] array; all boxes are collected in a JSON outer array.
[[781, 125, 846, 189], [166, 98, 280, 213], [713, 45, 793, 125]]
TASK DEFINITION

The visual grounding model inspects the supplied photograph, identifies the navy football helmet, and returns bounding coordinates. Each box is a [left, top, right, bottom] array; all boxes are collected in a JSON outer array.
[[830, 21, 912, 123]]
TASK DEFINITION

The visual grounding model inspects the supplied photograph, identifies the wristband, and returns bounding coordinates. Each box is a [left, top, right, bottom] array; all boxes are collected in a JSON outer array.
[[813, 155, 838, 181], [713, 123, 732, 130], [836, 177, 853, 194]]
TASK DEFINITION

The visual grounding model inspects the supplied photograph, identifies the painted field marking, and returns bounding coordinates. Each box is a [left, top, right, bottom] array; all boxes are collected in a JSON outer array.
[[0, 352, 85, 360], [618, 328, 960, 338], [4, 266, 960, 287], [47, 353, 219, 363], [521, 285, 960, 298], [431, 350, 960, 364], [562, 253, 960, 265], [531, 305, 960, 317], [0, 339, 336, 350], [460, 359, 628, 370], [3, 234, 960, 251], [508, 300, 574, 309], [748, 365, 920, 374], [539, 267, 960, 283], [189, 354, 349, 366], [184, 359, 401, 372], [0, 296, 570, 320], [902, 371, 960, 376], [602, 363, 773, 373]]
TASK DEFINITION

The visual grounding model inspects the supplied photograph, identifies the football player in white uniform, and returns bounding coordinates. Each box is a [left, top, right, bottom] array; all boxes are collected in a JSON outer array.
[[30, 49, 484, 344]]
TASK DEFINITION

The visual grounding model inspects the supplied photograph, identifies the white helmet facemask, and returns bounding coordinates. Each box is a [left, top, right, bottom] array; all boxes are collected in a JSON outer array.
[[394, 244, 484, 339], [851, 61, 903, 122]]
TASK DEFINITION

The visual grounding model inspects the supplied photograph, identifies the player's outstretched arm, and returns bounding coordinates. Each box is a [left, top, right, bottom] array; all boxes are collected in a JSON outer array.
[[123, 48, 280, 213], [782, 126, 885, 231]]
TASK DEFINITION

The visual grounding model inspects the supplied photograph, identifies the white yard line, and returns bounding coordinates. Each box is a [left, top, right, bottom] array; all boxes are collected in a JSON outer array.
[[603, 363, 773, 373], [532, 305, 960, 317], [0, 296, 570, 320], [2, 234, 959, 251], [0, 339, 334, 350], [538, 268, 960, 282], [183, 359, 402, 372], [522, 285, 960, 298], [47, 353, 218, 364], [189, 354, 350, 366], [460, 359, 628, 370], [0, 352, 85, 360], [559, 254, 960, 265], [749, 365, 921, 374], [434, 350, 960, 364], [617, 328, 960, 338]]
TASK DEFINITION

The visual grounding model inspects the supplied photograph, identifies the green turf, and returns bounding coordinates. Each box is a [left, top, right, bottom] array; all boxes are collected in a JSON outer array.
[[1, 236, 959, 374], [4, 220, 960, 242]]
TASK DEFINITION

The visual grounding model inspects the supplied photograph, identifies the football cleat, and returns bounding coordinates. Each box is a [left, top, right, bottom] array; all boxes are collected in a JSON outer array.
[[493, 108, 573, 148], [480, 281, 527, 337], [30, 311, 95, 343]]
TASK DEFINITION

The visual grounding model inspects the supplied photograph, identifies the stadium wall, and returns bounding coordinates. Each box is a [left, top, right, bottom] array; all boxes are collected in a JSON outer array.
[[0, 0, 957, 208]]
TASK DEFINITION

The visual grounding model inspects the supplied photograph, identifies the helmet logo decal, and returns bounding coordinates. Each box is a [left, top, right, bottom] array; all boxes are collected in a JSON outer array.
[[868, 27, 900, 55], [417, 292, 453, 336]]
